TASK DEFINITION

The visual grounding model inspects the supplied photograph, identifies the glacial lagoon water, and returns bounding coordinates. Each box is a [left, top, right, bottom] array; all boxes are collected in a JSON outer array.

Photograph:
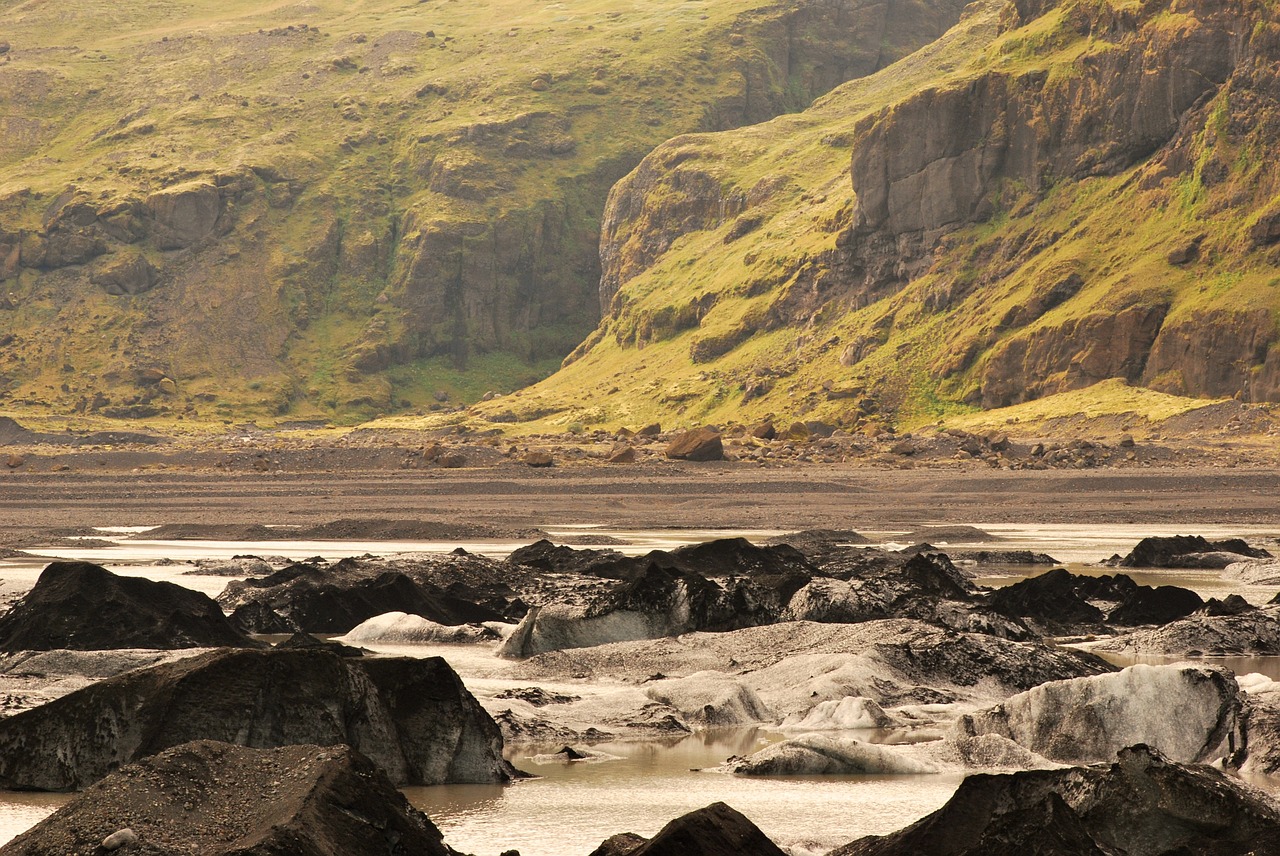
[[1, 522, 1279, 852]]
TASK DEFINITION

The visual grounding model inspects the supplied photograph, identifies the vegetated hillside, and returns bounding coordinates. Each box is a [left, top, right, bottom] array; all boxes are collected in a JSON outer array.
[[471, 0, 1280, 434], [0, 0, 968, 424]]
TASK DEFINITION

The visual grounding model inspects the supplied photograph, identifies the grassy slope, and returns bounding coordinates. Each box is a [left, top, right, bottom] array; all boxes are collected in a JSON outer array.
[[2, 0, 924, 425], [441, 0, 1280, 436]]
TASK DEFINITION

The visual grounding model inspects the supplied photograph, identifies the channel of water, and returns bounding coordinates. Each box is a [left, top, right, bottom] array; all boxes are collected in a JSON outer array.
[[0, 522, 1277, 852]]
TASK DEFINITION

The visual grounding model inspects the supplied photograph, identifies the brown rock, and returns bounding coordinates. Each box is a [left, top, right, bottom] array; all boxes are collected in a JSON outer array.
[[0, 741, 455, 856], [530, 77, 550, 91], [784, 421, 811, 441], [751, 422, 777, 440], [6, 453, 24, 468], [437, 452, 468, 468], [636, 422, 662, 437], [524, 450, 554, 467], [145, 181, 222, 250], [665, 428, 724, 461], [607, 444, 636, 463], [91, 253, 157, 296]]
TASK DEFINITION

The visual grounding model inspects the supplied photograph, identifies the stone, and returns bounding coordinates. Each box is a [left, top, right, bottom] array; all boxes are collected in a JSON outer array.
[[218, 564, 504, 634], [0, 561, 258, 651], [606, 444, 636, 463], [5, 453, 23, 468], [951, 664, 1242, 766], [523, 449, 554, 467], [615, 802, 787, 856], [145, 180, 222, 250], [90, 253, 157, 295], [0, 741, 453, 856], [834, 745, 1280, 856], [530, 77, 550, 91], [1117, 535, 1271, 567], [0, 648, 518, 790], [636, 423, 662, 437], [437, 451, 468, 468], [665, 427, 724, 461], [750, 422, 776, 440], [99, 828, 137, 850]]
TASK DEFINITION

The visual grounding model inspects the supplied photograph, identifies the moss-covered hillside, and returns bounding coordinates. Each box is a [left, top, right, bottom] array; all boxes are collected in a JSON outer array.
[[0, 0, 966, 423], [462, 0, 1280, 434]]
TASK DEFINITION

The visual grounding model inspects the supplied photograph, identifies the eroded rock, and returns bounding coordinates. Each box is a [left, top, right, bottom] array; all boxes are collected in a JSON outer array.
[[0, 648, 517, 790], [0, 562, 257, 651], [0, 740, 452, 856]]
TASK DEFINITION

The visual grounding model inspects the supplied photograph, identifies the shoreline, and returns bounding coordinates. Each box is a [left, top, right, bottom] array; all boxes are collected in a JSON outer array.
[[3, 465, 1280, 533]]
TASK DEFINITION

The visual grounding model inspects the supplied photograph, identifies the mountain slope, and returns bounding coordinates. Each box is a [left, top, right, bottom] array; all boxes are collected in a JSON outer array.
[[0, 0, 967, 422], [470, 0, 1280, 433]]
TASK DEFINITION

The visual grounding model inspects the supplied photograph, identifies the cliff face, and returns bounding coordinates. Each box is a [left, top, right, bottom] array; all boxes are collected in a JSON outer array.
[[499, 0, 1280, 432], [0, 0, 968, 421]]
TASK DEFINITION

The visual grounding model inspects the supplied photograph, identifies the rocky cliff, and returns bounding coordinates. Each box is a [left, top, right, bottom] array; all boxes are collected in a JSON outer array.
[[485, 0, 1280, 432], [0, 0, 968, 421]]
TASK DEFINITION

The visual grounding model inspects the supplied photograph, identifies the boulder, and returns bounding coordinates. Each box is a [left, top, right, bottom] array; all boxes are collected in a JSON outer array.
[[987, 568, 1203, 631], [665, 427, 724, 461], [90, 252, 158, 295], [523, 449, 554, 467], [1117, 535, 1272, 568], [219, 564, 504, 633], [0, 740, 452, 856], [507, 539, 624, 574], [598, 802, 788, 856], [1092, 611, 1280, 657], [0, 648, 518, 790], [726, 735, 936, 776], [607, 444, 637, 463], [835, 745, 1280, 856], [145, 180, 223, 249], [0, 561, 258, 651], [952, 664, 1242, 766]]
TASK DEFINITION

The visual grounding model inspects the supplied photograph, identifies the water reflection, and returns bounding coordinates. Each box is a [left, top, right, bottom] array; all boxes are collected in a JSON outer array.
[[406, 730, 964, 856]]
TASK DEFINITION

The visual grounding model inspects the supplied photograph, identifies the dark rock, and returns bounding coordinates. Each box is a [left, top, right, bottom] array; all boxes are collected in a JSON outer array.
[[665, 427, 724, 461], [621, 802, 786, 856], [834, 745, 1280, 856], [0, 648, 518, 790], [607, 444, 636, 463], [507, 539, 623, 574], [219, 564, 505, 633], [636, 422, 662, 436], [0, 740, 452, 856], [1205, 594, 1256, 616], [951, 550, 1061, 565], [0, 561, 258, 651], [588, 832, 649, 856], [750, 421, 777, 440], [493, 686, 580, 706], [1118, 535, 1272, 567], [228, 599, 296, 634], [275, 630, 363, 657], [988, 568, 1106, 628], [1107, 584, 1204, 626], [988, 568, 1202, 631]]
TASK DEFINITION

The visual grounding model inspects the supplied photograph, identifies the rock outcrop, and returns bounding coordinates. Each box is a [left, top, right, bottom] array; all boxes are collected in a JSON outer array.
[[0, 562, 257, 651], [0, 740, 453, 856], [835, 745, 1280, 856], [986, 568, 1203, 633], [0, 648, 517, 790], [952, 665, 1243, 766], [220, 561, 506, 633], [589, 802, 788, 856], [1115, 535, 1272, 568]]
